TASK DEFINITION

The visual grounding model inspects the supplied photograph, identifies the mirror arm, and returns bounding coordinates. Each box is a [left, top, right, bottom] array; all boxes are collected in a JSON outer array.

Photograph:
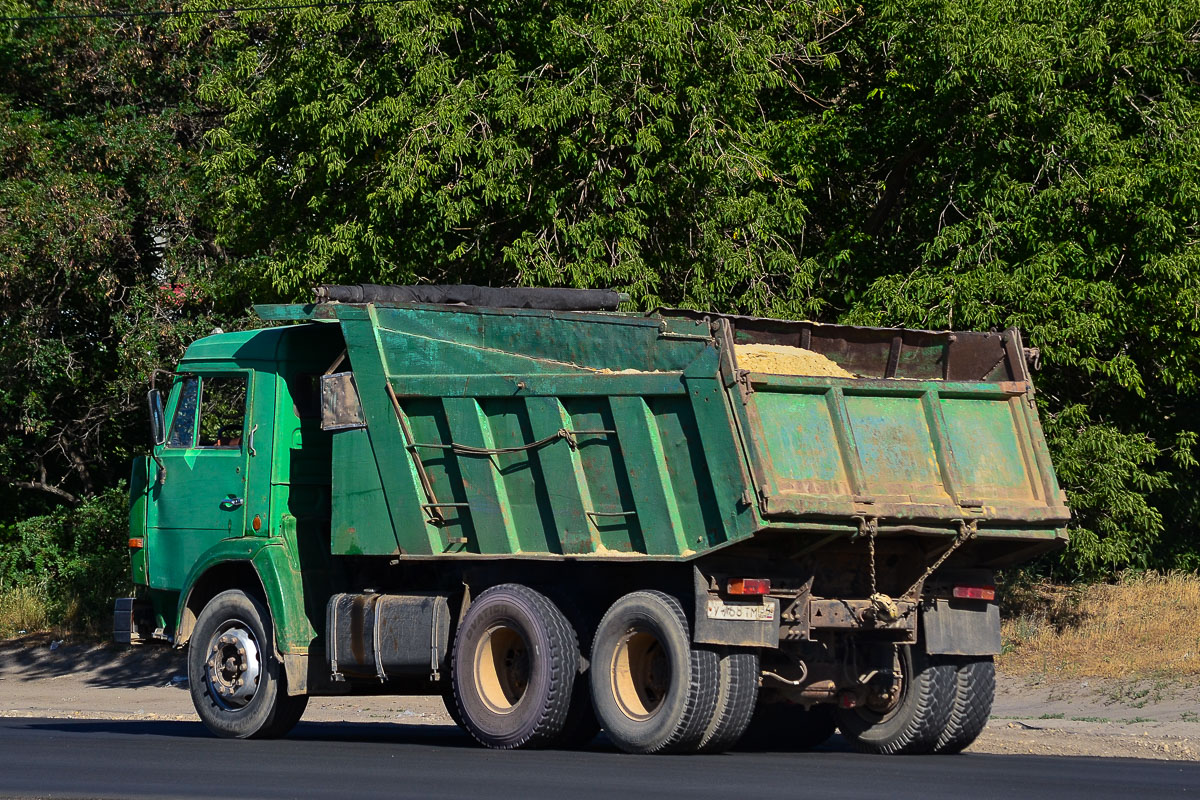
[[151, 451, 167, 485]]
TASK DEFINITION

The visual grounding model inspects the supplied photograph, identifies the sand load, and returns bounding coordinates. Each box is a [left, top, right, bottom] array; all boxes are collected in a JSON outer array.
[[734, 343, 856, 378]]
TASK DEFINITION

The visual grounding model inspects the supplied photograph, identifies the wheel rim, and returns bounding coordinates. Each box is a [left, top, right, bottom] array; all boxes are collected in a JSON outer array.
[[610, 628, 669, 722], [204, 622, 262, 710], [474, 623, 530, 714]]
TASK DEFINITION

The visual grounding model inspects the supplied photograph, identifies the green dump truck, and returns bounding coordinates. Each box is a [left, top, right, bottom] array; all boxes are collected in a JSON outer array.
[[116, 285, 1069, 754]]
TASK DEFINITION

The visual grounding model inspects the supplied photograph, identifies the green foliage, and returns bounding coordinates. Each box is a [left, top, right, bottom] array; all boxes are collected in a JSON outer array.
[[1045, 407, 1167, 577], [818, 0, 1200, 574], [190, 0, 1200, 576], [185, 0, 836, 316], [2, 0, 1198, 588], [0, 1, 255, 521], [0, 487, 131, 630]]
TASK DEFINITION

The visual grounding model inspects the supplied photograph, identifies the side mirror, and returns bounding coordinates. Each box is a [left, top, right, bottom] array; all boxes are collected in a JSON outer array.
[[147, 389, 166, 446]]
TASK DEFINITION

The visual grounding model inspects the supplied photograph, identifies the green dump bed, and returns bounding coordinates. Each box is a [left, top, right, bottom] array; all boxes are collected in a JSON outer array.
[[258, 301, 1070, 561]]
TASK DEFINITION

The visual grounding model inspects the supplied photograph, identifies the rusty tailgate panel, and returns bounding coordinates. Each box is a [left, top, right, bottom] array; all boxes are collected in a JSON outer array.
[[715, 318, 1070, 527]]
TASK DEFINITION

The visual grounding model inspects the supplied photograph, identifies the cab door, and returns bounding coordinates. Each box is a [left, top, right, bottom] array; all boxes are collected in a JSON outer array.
[[146, 373, 252, 592]]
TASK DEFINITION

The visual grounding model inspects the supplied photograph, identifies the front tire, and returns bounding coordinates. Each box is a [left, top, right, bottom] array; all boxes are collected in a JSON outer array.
[[590, 591, 720, 754], [188, 589, 307, 739], [451, 584, 579, 749], [834, 643, 954, 755]]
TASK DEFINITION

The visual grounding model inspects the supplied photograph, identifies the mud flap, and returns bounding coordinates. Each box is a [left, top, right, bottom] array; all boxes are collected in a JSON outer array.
[[922, 599, 1001, 656], [692, 568, 780, 647]]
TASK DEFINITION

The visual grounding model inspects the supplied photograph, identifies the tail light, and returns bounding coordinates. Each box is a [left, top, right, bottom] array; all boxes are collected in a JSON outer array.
[[727, 578, 771, 595], [953, 585, 996, 601]]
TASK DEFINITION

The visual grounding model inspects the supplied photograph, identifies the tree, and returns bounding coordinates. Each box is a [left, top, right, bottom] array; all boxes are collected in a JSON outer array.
[[192, 0, 1200, 576], [187, 0, 836, 316], [825, 0, 1200, 575], [2, 0, 1196, 578], [0, 1, 245, 522]]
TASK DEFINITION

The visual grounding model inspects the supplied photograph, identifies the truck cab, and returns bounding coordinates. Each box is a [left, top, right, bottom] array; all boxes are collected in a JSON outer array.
[[125, 323, 342, 664]]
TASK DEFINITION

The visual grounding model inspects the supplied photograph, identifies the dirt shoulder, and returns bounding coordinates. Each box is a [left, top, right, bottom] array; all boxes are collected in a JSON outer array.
[[2, 635, 1198, 759]]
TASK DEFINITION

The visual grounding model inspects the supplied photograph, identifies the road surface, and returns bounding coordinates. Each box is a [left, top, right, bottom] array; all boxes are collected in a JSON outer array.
[[0, 717, 1197, 799]]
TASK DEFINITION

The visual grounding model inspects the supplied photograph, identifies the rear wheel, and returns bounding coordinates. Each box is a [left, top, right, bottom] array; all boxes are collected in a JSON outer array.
[[590, 591, 720, 754], [834, 644, 954, 755], [451, 584, 579, 749], [697, 648, 759, 753], [933, 656, 995, 754], [188, 589, 307, 739]]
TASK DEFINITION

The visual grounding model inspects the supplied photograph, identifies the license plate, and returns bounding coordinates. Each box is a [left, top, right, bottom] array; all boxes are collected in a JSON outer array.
[[706, 597, 775, 622]]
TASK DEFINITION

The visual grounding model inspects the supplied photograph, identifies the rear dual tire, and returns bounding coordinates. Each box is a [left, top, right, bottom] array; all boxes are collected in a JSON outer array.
[[933, 656, 995, 754], [590, 590, 759, 754], [834, 644, 955, 755], [697, 648, 760, 753], [453, 587, 758, 754], [450, 584, 581, 749]]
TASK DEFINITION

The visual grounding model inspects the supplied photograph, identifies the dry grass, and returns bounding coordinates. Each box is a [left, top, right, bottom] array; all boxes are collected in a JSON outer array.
[[999, 572, 1200, 679], [0, 585, 51, 638]]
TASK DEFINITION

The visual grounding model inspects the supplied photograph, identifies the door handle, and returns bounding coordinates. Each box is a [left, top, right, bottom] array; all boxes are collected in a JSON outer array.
[[220, 497, 244, 510]]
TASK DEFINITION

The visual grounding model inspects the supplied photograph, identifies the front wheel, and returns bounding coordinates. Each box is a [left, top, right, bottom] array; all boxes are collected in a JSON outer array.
[[188, 589, 307, 739], [834, 644, 954, 755]]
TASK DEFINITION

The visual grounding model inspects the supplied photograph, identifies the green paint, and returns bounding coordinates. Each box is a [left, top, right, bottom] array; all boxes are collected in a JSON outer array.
[[133, 303, 1071, 647], [172, 537, 316, 654], [128, 457, 149, 585], [524, 396, 601, 554], [443, 397, 523, 554], [330, 428, 396, 555], [611, 396, 690, 555], [942, 396, 1037, 501]]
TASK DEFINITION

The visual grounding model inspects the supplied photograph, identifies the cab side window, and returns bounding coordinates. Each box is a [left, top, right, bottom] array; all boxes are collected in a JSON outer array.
[[166, 376, 199, 448], [198, 376, 248, 448]]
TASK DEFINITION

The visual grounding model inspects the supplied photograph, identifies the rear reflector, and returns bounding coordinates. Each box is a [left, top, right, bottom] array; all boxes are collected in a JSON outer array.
[[128, 538, 145, 549], [727, 578, 771, 595], [953, 585, 996, 601]]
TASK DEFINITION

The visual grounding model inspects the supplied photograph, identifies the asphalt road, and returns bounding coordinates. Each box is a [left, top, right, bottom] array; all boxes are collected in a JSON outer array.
[[1, 717, 1197, 800]]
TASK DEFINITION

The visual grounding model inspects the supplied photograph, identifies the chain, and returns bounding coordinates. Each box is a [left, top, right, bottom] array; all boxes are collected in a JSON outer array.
[[866, 527, 902, 621], [445, 428, 575, 456], [855, 517, 900, 621], [867, 523, 878, 597], [856, 517, 977, 620], [900, 519, 978, 600], [852, 516, 880, 594]]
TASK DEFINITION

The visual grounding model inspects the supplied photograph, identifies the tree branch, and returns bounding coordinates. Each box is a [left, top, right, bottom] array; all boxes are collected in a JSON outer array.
[[8, 480, 80, 505]]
